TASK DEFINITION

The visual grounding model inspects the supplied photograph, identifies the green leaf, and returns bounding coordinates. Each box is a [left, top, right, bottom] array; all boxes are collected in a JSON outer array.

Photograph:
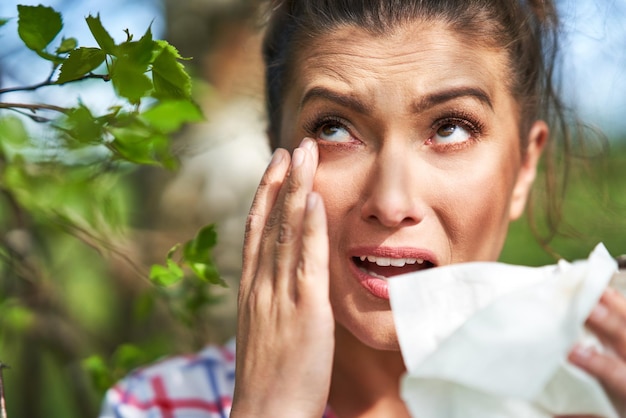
[[86, 14, 116, 54], [111, 57, 153, 103], [190, 262, 226, 286], [82, 355, 113, 393], [17, 5, 62, 52], [149, 263, 183, 286], [141, 100, 203, 133], [57, 47, 106, 83], [110, 126, 175, 168], [166, 243, 181, 261], [117, 25, 155, 69], [112, 344, 146, 371], [0, 18, 9, 28], [152, 43, 191, 100], [181, 225, 224, 285], [56, 37, 77, 54], [183, 224, 217, 262], [61, 105, 104, 144], [154, 40, 189, 60]]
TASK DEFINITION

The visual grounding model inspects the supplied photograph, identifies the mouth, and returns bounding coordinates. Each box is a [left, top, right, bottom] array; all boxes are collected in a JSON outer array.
[[352, 255, 435, 280]]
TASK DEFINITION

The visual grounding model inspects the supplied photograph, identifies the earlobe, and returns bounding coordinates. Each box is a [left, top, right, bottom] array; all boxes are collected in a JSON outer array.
[[509, 120, 549, 221]]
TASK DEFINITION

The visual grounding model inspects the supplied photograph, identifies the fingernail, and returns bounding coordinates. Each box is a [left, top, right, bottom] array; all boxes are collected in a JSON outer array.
[[589, 303, 609, 321], [292, 148, 305, 168], [307, 192, 319, 210], [570, 345, 594, 362], [269, 149, 284, 167], [300, 137, 315, 151]]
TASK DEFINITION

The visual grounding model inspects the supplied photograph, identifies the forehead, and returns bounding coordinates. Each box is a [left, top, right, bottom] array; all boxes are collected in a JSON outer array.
[[282, 21, 513, 136]]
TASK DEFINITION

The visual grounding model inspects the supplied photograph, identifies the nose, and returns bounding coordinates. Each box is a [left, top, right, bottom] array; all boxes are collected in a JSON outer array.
[[360, 146, 425, 228]]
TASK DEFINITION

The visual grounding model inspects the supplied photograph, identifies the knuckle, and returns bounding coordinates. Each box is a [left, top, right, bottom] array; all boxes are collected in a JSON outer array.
[[244, 212, 261, 243], [277, 222, 295, 245], [285, 171, 302, 195], [296, 257, 307, 279], [263, 210, 281, 236], [240, 284, 266, 314]]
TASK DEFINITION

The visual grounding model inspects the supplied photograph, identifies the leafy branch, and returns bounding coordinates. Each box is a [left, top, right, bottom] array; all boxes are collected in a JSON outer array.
[[1, 5, 204, 169], [0, 5, 225, 413]]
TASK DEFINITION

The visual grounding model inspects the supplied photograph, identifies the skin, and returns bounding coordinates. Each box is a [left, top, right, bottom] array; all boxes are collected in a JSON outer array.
[[232, 21, 626, 418]]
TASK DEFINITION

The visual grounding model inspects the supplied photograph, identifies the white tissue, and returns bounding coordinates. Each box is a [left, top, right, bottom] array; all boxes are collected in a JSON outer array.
[[389, 243, 620, 418]]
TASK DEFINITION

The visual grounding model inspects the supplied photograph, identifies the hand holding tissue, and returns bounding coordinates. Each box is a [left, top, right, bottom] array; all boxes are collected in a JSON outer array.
[[389, 243, 624, 418]]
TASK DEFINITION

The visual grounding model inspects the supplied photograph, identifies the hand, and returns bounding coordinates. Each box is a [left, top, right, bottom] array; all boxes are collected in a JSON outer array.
[[231, 139, 334, 418], [568, 288, 626, 414]]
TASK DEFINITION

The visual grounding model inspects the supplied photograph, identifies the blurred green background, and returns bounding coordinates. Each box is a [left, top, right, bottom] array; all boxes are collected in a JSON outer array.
[[0, 0, 625, 417]]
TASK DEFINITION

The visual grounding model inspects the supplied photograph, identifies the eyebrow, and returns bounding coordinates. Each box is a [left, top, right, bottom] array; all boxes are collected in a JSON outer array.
[[411, 87, 494, 113], [300, 87, 372, 114], [299, 85, 494, 115]]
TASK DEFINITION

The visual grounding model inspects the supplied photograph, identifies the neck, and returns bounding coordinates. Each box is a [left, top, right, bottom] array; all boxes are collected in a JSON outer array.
[[328, 324, 410, 418]]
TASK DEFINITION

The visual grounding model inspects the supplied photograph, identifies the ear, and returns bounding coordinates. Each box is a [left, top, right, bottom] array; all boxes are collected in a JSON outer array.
[[509, 120, 548, 221]]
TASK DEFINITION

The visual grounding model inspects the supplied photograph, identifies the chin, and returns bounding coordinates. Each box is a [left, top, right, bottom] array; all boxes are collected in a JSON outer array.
[[341, 312, 402, 351], [361, 332, 401, 351]]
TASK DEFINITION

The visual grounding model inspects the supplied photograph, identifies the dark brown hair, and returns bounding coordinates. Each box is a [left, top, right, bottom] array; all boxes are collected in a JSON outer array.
[[261, 0, 575, 247]]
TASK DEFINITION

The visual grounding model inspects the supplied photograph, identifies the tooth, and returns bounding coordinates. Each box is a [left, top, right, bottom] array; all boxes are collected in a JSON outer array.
[[358, 267, 387, 281], [375, 257, 391, 266], [406, 258, 417, 264], [417, 258, 424, 264], [390, 258, 406, 267], [367, 255, 377, 263], [360, 256, 367, 261]]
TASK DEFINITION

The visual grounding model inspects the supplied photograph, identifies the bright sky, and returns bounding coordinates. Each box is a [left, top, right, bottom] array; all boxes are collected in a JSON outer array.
[[1, 0, 625, 138], [558, 0, 626, 137]]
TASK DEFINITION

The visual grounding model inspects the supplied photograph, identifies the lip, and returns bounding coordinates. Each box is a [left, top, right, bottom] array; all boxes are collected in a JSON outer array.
[[348, 246, 438, 300]]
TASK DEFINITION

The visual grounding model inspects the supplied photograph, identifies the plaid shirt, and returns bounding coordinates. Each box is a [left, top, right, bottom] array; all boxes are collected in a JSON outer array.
[[99, 339, 336, 418]]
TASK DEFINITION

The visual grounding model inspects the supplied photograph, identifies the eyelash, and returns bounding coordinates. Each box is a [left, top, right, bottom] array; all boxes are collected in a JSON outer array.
[[303, 114, 354, 142], [428, 111, 486, 151], [303, 111, 486, 148]]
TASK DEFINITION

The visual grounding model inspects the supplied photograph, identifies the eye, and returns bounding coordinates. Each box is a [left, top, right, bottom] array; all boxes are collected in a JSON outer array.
[[304, 115, 356, 144], [318, 121, 352, 143], [432, 122, 471, 144]]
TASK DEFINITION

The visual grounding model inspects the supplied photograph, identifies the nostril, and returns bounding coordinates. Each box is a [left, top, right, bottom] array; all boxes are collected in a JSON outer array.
[[363, 211, 421, 228]]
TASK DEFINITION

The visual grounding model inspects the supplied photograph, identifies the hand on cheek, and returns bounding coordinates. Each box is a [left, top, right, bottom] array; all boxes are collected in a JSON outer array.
[[232, 139, 335, 418], [568, 288, 626, 405]]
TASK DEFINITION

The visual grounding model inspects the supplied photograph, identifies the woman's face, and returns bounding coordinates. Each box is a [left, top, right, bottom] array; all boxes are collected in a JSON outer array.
[[279, 21, 546, 349]]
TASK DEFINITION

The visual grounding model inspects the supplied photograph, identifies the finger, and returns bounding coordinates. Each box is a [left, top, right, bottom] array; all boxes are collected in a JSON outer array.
[[586, 299, 626, 359], [569, 345, 626, 399], [240, 148, 290, 290], [296, 191, 329, 309], [270, 139, 318, 296], [602, 288, 626, 322]]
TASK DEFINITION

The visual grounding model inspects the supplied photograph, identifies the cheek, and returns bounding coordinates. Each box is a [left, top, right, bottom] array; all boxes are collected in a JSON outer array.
[[312, 156, 362, 226], [435, 149, 519, 260]]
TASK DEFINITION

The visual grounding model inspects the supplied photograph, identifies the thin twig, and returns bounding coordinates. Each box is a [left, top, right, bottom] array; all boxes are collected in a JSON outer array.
[[54, 217, 149, 281], [0, 73, 110, 95], [0, 362, 10, 418], [0, 102, 68, 114]]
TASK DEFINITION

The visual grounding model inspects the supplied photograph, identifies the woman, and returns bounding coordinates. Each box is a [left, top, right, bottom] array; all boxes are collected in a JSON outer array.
[[102, 1, 626, 417], [232, 1, 626, 417]]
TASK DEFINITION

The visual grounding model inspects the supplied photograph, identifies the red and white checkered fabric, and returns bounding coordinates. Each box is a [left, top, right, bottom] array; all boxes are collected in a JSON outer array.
[[99, 340, 236, 418], [99, 339, 337, 418]]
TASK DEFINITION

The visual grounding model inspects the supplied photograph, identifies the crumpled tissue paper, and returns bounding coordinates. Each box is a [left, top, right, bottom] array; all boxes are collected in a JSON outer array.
[[389, 243, 623, 418]]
